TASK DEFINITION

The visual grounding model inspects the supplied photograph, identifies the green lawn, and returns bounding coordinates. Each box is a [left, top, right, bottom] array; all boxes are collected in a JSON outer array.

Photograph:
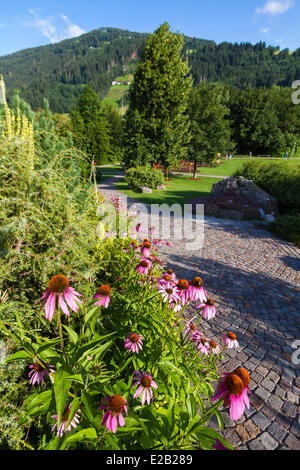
[[115, 175, 223, 208], [196, 158, 300, 176]]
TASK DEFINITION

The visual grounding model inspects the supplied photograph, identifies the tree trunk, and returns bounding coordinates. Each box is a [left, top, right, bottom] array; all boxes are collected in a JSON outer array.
[[193, 160, 197, 179]]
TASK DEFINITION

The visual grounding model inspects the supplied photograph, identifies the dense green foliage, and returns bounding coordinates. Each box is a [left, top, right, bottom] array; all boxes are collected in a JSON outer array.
[[125, 166, 164, 190], [239, 160, 300, 213], [2, 27, 300, 113], [268, 216, 300, 248], [187, 83, 234, 174], [123, 23, 193, 171]]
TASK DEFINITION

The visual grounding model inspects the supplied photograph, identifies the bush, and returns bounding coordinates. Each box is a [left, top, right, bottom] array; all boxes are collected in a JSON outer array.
[[238, 160, 300, 213], [268, 216, 300, 247], [125, 165, 164, 191]]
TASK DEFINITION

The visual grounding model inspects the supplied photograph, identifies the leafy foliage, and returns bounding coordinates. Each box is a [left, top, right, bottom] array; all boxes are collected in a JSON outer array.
[[125, 166, 164, 190]]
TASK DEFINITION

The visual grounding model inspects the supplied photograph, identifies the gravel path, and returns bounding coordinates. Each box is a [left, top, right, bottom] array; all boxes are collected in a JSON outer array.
[[98, 176, 300, 450]]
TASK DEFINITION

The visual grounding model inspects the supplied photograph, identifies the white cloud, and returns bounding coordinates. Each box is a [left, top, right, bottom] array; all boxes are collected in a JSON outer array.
[[59, 13, 86, 38], [24, 9, 85, 44], [256, 0, 294, 15], [261, 27, 271, 33]]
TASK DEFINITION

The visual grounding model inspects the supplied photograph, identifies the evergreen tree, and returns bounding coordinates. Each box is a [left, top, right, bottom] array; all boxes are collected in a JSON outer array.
[[71, 85, 111, 164], [123, 22, 193, 176], [187, 83, 234, 176]]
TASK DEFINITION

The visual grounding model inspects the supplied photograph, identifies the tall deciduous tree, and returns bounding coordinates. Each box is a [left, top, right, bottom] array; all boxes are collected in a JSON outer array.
[[187, 83, 234, 177], [123, 22, 193, 176], [71, 85, 111, 165]]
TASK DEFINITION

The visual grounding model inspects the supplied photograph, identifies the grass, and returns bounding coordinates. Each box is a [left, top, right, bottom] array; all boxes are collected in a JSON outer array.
[[195, 158, 300, 177], [115, 174, 223, 209]]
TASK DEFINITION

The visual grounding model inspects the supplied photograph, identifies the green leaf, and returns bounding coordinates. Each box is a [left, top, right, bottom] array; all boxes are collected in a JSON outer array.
[[25, 390, 54, 417], [84, 305, 99, 324], [5, 349, 32, 363], [54, 365, 73, 425], [62, 325, 78, 345], [66, 428, 97, 444], [65, 397, 81, 431], [37, 339, 62, 354]]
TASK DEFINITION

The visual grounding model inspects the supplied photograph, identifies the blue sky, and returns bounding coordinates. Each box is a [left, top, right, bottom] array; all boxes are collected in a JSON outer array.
[[0, 0, 299, 56]]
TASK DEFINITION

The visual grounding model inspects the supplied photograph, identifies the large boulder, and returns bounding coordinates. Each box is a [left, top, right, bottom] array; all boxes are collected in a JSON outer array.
[[211, 176, 277, 215]]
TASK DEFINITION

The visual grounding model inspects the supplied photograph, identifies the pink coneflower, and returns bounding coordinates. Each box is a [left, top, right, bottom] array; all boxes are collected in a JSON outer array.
[[94, 285, 111, 308], [177, 279, 190, 305], [136, 259, 152, 276], [28, 361, 55, 385], [100, 395, 128, 434], [209, 341, 221, 355], [152, 239, 163, 247], [165, 269, 177, 281], [158, 282, 181, 304], [195, 337, 210, 355], [36, 275, 83, 322], [157, 273, 175, 288], [188, 277, 207, 303], [141, 241, 152, 258], [136, 223, 142, 233], [51, 403, 81, 437], [197, 298, 218, 320], [212, 368, 250, 421], [223, 332, 239, 349], [148, 226, 156, 238], [132, 371, 158, 405], [184, 321, 202, 341], [125, 333, 143, 354]]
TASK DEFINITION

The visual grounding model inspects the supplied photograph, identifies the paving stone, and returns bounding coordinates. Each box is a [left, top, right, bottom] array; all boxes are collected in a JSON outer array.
[[252, 412, 272, 430], [235, 424, 251, 444], [249, 394, 264, 411], [284, 434, 300, 450], [244, 419, 261, 440], [267, 421, 287, 443], [290, 422, 300, 439], [281, 402, 298, 419], [275, 412, 293, 431], [249, 432, 278, 450], [254, 386, 271, 401], [261, 377, 276, 392], [256, 365, 269, 377], [266, 395, 283, 411], [223, 428, 241, 448]]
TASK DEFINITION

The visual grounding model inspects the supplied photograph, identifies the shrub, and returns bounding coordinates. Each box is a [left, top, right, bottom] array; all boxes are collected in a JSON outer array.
[[125, 165, 164, 191], [238, 160, 300, 213], [268, 216, 300, 248]]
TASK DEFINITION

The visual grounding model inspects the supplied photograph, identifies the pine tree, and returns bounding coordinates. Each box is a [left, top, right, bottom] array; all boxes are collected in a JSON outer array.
[[123, 22, 193, 176]]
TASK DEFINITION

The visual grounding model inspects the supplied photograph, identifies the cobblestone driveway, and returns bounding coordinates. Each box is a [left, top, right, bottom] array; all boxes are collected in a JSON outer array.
[[99, 176, 300, 450]]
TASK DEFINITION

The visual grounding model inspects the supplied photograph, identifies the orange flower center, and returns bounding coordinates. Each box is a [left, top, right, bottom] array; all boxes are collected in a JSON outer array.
[[62, 408, 71, 422], [108, 395, 126, 414], [207, 298, 215, 306], [227, 332, 237, 340], [225, 374, 244, 396], [98, 285, 111, 296], [129, 333, 139, 344], [234, 367, 250, 388], [177, 279, 189, 290], [34, 362, 43, 372], [163, 275, 172, 282], [192, 277, 203, 288], [140, 260, 149, 268], [166, 288, 173, 295], [141, 375, 152, 388], [167, 269, 173, 275], [201, 338, 207, 345], [48, 275, 69, 293], [143, 242, 151, 249], [191, 324, 196, 331], [209, 341, 217, 349]]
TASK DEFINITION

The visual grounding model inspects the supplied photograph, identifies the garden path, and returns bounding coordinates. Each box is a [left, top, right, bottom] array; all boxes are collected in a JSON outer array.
[[98, 175, 300, 450]]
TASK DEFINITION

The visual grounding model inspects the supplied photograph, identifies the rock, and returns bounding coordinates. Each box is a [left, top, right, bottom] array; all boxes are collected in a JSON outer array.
[[138, 187, 152, 194], [264, 214, 276, 224], [156, 185, 166, 190], [211, 176, 277, 214]]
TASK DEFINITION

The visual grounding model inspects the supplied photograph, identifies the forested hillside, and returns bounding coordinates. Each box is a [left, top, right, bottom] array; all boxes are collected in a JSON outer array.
[[1, 26, 300, 113]]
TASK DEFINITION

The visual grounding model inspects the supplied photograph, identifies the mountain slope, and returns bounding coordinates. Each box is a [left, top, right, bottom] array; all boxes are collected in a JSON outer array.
[[0, 26, 299, 113]]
